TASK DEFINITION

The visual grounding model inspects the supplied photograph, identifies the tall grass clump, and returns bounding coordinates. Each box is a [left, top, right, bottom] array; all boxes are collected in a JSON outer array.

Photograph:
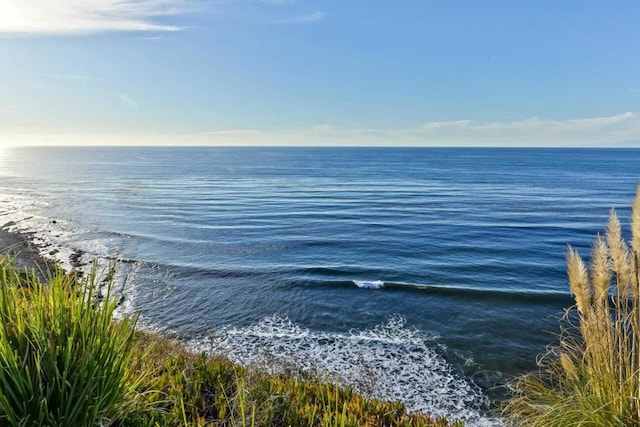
[[505, 185, 640, 426], [0, 262, 141, 426]]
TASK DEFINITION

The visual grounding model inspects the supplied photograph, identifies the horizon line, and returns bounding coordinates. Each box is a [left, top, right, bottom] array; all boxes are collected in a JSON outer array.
[[7, 144, 640, 149]]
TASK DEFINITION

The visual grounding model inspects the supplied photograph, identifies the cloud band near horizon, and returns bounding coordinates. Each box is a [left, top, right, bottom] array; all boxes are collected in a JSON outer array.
[[3, 112, 639, 147]]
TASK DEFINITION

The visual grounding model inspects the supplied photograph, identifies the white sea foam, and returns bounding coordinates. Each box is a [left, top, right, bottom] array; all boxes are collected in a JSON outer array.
[[192, 316, 502, 426], [1, 193, 83, 268], [0, 191, 136, 317], [353, 279, 385, 289], [111, 260, 143, 319]]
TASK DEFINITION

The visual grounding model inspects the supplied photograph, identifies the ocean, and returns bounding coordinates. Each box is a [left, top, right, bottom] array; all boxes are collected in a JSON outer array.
[[1, 146, 638, 424]]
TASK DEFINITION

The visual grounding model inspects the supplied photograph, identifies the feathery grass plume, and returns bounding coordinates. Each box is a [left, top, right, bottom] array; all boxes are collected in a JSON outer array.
[[632, 186, 640, 303], [559, 353, 578, 381], [504, 184, 640, 426], [566, 246, 591, 316], [607, 209, 632, 297], [590, 235, 611, 305], [633, 185, 640, 255]]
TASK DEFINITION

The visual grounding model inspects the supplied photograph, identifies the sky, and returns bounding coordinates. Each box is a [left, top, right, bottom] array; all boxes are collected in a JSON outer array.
[[1, 0, 639, 147]]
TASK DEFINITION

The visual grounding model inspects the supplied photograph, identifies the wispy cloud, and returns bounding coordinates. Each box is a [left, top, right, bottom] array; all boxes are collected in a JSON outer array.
[[45, 73, 102, 82], [118, 93, 138, 108], [0, 0, 189, 35], [404, 112, 639, 145], [4, 113, 638, 147], [200, 129, 267, 135], [278, 11, 326, 24], [197, 112, 640, 146], [260, 0, 295, 4]]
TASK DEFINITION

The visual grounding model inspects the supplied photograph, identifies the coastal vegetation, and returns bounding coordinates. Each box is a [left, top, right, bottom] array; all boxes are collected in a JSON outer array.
[[505, 186, 640, 426], [0, 262, 139, 426], [0, 259, 457, 426], [6, 186, 640, 426]]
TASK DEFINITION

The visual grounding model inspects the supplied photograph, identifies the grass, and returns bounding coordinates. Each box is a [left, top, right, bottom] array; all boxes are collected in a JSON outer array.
[[124, 333, 462, 426], [504, 185, 640, 426], [0, 261, 141, 426], [0, 258, 460, 426]]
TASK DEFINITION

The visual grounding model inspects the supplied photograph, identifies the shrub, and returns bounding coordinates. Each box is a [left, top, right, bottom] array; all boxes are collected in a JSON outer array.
[[0, 263, 141, 426], [504, 186, 640, 426]]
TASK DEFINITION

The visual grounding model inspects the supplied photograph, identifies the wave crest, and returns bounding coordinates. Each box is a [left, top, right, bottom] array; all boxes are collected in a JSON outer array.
[[353, 279, 385, 289]]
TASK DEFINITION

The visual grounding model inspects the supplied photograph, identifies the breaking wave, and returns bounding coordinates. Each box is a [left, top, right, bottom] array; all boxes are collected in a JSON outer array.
[[353, 279, 385, 289], [351, 280, 571, 303]]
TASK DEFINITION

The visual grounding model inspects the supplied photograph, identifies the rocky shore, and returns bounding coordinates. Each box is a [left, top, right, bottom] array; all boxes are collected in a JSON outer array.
[[0, 223, 55, 280]]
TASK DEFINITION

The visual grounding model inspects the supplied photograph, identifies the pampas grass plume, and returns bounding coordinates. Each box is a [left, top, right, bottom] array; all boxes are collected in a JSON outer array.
[[567, 246, 591, 315], [590, 235, 611, 304]]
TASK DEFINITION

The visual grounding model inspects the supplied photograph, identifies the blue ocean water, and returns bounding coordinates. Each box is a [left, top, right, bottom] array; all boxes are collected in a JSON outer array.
[[1, 147, 639, 422]]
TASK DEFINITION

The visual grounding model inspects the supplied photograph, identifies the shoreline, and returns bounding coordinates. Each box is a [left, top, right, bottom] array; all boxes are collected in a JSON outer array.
[[0, 223, 57, 280], [0, 227, 482, 426], [0, 222, 498, 424]]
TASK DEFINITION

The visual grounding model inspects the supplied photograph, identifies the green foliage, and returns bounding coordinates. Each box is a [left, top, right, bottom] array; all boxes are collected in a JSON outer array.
[[0, 262, 141, 426], [0, 259, 460, 426], [504, 186, 640, 426], [123, 333, 460, 426]]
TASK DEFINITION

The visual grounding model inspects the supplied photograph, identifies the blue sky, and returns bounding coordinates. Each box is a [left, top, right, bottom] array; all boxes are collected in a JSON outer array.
[[1, 0, 639, 146]]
